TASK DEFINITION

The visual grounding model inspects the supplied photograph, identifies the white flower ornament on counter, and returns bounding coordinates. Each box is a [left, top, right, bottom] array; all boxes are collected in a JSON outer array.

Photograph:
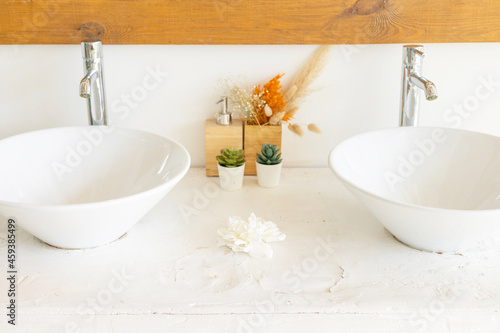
[[218, 213, 286, 259]]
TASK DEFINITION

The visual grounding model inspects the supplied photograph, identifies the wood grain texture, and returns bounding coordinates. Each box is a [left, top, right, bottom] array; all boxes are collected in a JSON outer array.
[[244, 124, 282, 175], [1, 0, 500, 44], [205, 119, 244, 177]]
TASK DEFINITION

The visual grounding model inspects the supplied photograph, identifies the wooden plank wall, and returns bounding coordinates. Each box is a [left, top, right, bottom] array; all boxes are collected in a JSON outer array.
[[1, 0, 499, 45]]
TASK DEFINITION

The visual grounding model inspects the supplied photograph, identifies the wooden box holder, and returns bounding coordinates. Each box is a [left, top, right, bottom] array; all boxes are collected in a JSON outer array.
[[244, 122, 282, 175], [205, 119, 244, 176]]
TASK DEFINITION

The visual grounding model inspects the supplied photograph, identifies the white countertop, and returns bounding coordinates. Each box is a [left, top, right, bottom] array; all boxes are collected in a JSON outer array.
[[1, 168, 500, 333]]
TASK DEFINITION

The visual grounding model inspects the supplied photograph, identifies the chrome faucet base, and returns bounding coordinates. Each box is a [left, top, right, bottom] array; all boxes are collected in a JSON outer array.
[[400, 45, 438, 127], [80, 41, 107, 126]]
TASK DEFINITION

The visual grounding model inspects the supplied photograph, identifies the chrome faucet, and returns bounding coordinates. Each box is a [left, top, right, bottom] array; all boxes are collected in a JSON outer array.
[[400, 45, 438, 127], [80, 41, 107, 126]]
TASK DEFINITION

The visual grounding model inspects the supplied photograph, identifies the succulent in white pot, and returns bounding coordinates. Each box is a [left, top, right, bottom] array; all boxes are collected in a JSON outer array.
[[216, 147, 246, 191], [256, 143, 283, 188]]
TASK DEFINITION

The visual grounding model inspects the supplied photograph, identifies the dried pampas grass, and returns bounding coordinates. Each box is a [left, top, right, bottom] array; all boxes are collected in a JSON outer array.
[[289, 124, 304, 137], [307, 123, 321, 134], [284, 45, 331, 115]]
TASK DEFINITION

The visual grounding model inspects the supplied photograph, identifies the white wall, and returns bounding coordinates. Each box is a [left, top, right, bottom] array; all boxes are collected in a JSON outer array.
[[1, 43, 500, 167]]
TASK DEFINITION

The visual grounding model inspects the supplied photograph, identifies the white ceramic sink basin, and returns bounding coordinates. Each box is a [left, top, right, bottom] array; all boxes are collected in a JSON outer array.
[[0, 126, 190, 249], [329, 127, 500, 253]]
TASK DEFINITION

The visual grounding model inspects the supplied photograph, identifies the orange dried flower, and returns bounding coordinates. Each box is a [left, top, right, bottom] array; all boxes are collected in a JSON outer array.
[[282, 113, 294, 123], [251, 85, 268, 125], [262, 74, 287, 114], [251, 74, 287, 125]]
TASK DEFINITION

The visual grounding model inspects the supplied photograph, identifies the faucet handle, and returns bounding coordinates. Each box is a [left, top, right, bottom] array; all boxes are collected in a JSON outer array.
[[403, 44, 425, 57], [413, 48, 425, 57]]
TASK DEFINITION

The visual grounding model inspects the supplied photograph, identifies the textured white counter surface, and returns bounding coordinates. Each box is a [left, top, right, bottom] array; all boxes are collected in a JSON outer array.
[[1, 168, 500, 333]]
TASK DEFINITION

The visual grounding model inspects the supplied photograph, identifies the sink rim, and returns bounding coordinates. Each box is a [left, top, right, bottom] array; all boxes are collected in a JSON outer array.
[[329, 126, 500, 215], [0, 125, 191, 210]]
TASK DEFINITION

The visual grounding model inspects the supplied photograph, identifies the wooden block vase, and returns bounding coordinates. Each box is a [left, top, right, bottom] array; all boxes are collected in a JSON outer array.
[[205, 119, 244, 176], [244, 124, 282, 175]]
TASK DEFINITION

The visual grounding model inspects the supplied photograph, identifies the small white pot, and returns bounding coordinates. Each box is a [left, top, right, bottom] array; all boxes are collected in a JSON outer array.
[[256, 162, 282, 188], [218, 163, 245, 191]]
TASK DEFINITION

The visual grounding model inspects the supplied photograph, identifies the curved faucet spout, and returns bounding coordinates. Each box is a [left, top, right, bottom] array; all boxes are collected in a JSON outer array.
[[79, 69, 97, 98], [410, 73, 438, 101]]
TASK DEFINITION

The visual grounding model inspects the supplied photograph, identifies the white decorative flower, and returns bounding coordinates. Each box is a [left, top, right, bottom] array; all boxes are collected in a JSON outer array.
[[218, 213, 286, 259]]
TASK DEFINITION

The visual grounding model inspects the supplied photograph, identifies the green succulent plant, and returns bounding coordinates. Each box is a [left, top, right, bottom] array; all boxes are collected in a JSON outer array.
[[216, 147, 245, 167], [256, 143, 282, 165]]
